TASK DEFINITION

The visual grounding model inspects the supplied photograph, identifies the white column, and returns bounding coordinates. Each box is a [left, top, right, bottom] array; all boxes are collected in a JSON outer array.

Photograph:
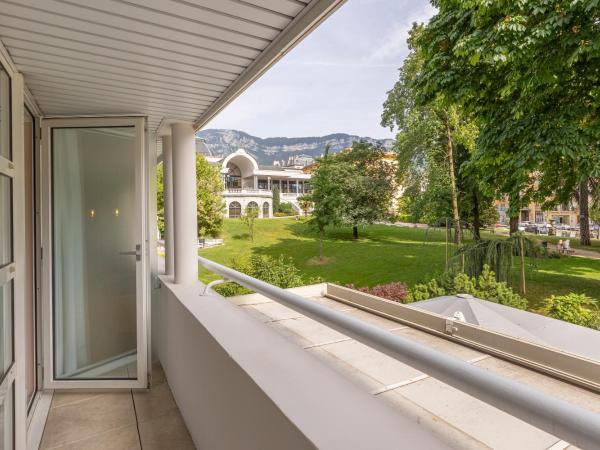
[[162, 135, 175, 276], [171, 122, 198, 284]]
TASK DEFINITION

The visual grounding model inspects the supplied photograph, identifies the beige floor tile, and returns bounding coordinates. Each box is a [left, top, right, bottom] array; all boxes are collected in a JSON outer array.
[[138, 408, 195, 450], [133, 382, 177, 424], [50, 392, 103, 409], [318, 339, 423, 386], [47, 425, 141, 450], [395, 377, 557, 450], [266, 320, 314, 347], [40, 392, 136, 449], [393, 327, 485, 361]]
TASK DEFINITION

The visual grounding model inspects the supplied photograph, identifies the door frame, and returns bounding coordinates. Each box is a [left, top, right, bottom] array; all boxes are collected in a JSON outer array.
[[40, 116, 148, 389]]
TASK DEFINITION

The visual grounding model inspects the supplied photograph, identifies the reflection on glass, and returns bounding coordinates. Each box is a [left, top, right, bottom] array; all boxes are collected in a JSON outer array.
[[52, 127, 137, 379], [0, 282, 12, 381], [0, 68, 9, 160], [0, 176, 11, 268], [0, 385, 13, 450]]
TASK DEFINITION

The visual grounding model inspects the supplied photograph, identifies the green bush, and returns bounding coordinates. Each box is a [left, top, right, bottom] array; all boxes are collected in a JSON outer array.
[[407, 265, 527, 310], [214, 254, 322, 297], [278, 202, 295, 214], [539, 293, 600, 329]]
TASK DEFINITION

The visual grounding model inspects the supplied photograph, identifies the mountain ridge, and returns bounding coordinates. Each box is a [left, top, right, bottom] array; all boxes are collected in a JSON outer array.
[[197, 129, 394, 165]]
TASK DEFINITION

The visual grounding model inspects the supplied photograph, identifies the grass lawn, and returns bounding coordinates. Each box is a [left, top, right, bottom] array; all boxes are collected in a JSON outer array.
[[199, 218, 600, 310]]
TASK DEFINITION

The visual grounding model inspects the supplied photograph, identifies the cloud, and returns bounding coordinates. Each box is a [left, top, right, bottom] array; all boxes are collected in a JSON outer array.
[[204, 0, 436, 139]]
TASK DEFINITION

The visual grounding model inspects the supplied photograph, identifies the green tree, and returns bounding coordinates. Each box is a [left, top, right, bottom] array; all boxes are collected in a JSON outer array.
[[272, 185, 281, 213], [196, 154, 224, 238], [335, 141, 397, 240], [241, 204, 259, 241], [308, 146, 345, 259], [297, 195, 313, 216], [415, 1, 600, 245], [156, 162, 165, 237], [382, 24, 493, 242]]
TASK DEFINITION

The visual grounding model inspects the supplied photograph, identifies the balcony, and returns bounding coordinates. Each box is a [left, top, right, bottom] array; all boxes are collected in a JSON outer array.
[[223, 188, 272, 197]]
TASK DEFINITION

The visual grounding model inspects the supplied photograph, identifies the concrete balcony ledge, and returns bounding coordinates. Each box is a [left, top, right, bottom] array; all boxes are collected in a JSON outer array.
[[154, 276, 448, 450], [223, 188, 272, 197]]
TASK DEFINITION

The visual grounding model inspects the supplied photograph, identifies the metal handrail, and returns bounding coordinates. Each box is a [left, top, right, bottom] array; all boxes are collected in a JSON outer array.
[[197, 256, 600, 449]]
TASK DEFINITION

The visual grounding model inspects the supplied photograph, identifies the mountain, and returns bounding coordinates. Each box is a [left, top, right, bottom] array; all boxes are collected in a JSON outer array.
[[196, 129, 394, 165]]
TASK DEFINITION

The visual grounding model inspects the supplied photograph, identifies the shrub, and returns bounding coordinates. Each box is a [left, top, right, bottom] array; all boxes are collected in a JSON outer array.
[[214, 255, 322, 297], [274, 211, 294, 217], [346, 282, 409, 303], [278, 202, 295, 214], [539, 293, 600, 329], [407, 265, 527, 310]]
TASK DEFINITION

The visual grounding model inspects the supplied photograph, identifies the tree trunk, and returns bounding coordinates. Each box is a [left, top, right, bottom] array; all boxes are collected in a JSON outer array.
[[579, 179, 591, 246], [472, 190, 481, 241], [509, 216, 519, 235], [519, 236, 526, 295], [352, 225, 359, 240], [319, 229, 324, 260], [445, 122, 462, 245]]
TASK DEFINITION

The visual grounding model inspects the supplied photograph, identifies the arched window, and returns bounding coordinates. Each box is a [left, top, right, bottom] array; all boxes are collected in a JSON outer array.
[[262, 202, 269, 218], [229, 201, 241, 218], [246, 201, 259, 214]]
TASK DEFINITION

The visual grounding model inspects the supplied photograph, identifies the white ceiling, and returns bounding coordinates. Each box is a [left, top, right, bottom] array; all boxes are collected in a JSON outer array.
[[0, 0, 344, 132]]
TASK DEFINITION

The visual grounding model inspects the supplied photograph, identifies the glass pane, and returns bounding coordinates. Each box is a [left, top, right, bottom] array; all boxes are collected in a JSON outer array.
[[23, 107, 36, 406], [0, 176, 11, 268], [0, 384, 13, 450], [0, 281, 13, 381], [52, 127, 137, 380], [0, 68, 9, 161]]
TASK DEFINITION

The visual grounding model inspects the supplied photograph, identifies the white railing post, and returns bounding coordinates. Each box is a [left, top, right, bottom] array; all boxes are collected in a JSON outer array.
[[162, 135, 175, 276], [171, 122, 198, 284]]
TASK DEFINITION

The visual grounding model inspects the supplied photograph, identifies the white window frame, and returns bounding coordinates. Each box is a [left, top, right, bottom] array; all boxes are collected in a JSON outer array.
[[40, 116, 148, 390]]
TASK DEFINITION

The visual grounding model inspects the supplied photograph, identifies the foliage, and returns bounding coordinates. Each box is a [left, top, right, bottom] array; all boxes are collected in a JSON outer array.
[[540, 293, 600, 330], [214, 254, 322, 297], [156, 162, 165, 236], [241, 204, 259, 241], [156, 155, 224, 239], [334, 141, 397, 239], [277, 202, 295, 215], [346, 282, 410, 303], [196, 154, 224, 238], [272, 185, 281, 213], [415, 0, 600, 225], [308, 145, 346, 258], [408, 265, 528, 310], [297, 195, 313, 216], [382, 24, 496, 238], [449, 234, 539, 283]]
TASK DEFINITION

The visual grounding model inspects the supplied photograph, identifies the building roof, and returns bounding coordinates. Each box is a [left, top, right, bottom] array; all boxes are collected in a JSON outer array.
[[229, 284, 600, 449], [411, 295, 600, 362], [1, 0, 345, 133]]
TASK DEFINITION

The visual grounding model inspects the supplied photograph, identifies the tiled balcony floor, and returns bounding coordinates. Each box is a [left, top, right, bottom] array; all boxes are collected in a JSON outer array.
[[39, 364, 195, 450]]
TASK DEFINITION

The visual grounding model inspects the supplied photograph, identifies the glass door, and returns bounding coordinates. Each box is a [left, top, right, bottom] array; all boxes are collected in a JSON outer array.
[[0, 62, 15, 450], [41, 117, 147, 389]]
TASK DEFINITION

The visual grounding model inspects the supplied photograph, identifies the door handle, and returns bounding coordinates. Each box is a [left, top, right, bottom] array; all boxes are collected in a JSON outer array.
[[119, 244, 142, 261]]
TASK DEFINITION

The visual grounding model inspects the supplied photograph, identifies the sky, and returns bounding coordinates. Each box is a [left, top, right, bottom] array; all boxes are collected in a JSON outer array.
[[204, 0, 436, 140]]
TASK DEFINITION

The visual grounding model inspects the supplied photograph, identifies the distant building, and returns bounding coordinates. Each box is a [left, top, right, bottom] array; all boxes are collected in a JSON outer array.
[[207, 148, 311, 218]]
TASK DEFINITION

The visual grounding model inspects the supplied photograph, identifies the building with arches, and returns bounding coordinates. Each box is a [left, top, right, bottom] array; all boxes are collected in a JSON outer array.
[[211, 148, 312, 218]]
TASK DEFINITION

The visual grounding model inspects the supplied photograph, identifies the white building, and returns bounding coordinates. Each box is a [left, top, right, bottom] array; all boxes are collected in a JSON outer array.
[[209, 148, 312, 218]]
